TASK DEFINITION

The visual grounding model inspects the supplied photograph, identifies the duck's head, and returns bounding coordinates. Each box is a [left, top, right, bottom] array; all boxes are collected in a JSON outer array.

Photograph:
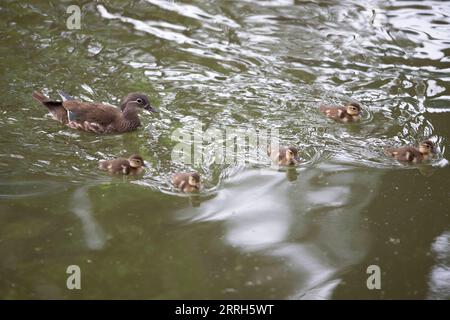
[[188, 172, 201, 189], [120, 93, 156, 113], [346, 102, 361, 116], [128, 154, 146, 168], [286, 146, 301, 165], [419, 140, 435, 155]]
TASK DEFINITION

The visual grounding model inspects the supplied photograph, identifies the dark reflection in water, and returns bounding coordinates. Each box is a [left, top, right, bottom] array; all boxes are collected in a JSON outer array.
[[0, 0, 449, 299]]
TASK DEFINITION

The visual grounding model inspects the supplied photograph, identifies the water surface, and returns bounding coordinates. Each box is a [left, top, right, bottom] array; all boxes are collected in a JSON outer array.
[[0, 0, 449, 299]]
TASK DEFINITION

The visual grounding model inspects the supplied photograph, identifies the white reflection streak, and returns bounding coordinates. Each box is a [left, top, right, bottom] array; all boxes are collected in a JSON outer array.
[[282, 164, 377, 299], [183, 170, 290, 247], [427, 107, 450, 113], [427, 231, 450, 300], [70, 186, 106, 250], [145, 0, 240, 28]]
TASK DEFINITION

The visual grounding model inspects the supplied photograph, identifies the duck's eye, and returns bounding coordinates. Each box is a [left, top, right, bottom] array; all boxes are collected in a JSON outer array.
[[136, 98, 143, 104]]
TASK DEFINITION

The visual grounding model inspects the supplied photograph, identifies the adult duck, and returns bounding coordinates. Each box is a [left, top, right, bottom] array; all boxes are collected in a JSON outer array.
[[32, 91, 156, 133]]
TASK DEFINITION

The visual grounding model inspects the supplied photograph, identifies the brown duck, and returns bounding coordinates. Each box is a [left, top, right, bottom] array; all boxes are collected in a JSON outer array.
[[384, 140, 435, 163], [319, 102, 362, 123], [268, 145, 301, 166], [32, 91, 156, 133], [98, 154, 146, 175], [172, 172, 201, 193]]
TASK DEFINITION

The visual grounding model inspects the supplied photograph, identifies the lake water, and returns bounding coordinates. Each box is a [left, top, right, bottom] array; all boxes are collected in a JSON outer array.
[[0, 0, 449, 299]]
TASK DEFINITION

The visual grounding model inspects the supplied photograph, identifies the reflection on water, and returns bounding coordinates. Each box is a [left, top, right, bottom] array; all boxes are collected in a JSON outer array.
[[178, 163, 378, 299], [0, 0, 449, 299], [70, 186, 106, 250]]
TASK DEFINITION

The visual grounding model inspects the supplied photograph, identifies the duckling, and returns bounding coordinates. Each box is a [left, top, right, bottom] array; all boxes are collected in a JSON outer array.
[[267, 145, 301, 166], [32, 91, 157, 134], [319, 102, 362, 123], [172, 172, 201, 193], [98, 154, 146, 175], [384, 140, 435, 163]]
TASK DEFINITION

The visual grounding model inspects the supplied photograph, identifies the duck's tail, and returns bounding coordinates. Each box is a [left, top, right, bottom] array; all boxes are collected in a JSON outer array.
[[32, 91, 68, 123], [32, 91, 50, 104]]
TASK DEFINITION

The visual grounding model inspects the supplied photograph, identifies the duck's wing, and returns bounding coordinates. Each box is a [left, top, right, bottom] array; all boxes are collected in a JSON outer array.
[[319, 105, 345, 119], [385, 146, 419, 162], [111, 159, 131, 174], [99, 158, 130, 173], [396, 147, 421, 162], [62, 100, 121, 126], [384, 146, 401, 157]]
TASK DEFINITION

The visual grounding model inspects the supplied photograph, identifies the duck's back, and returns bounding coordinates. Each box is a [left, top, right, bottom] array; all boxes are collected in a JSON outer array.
[[99, 158, 131, 174], [384, 146, 422, 163], [63, 100, 120, 125], [319, 105, 346, 119]]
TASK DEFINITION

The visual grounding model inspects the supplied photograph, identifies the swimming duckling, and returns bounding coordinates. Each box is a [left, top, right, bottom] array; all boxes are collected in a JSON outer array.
[[32, 91, 156, 134], [384, 140, 435, 163], [98, 154, 146, 175], [268, 145, 301, 166], [172, 172, 201, 193], [319, 102, 362, 123]]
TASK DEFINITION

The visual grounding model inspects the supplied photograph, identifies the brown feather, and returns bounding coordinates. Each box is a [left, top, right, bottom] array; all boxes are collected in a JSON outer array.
[[99, 158, 130, 174], [319, 105, 360, 123], [62, 100, 120, 126], [384, 146, 424, 163], [33, 91, 149, 134], [98, 157, 144, 175]]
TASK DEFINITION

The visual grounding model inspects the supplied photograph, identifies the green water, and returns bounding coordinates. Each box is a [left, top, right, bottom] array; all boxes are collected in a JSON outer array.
[[0, 0, 449, 299]]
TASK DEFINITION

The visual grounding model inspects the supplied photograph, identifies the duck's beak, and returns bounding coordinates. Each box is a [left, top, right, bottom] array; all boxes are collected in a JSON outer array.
[[144, 104, 158, 113], [294, 156, 301, 163]]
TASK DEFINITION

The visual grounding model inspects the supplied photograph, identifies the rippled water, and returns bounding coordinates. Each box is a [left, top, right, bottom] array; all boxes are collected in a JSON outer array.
[[0, 0, 449, 299]]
